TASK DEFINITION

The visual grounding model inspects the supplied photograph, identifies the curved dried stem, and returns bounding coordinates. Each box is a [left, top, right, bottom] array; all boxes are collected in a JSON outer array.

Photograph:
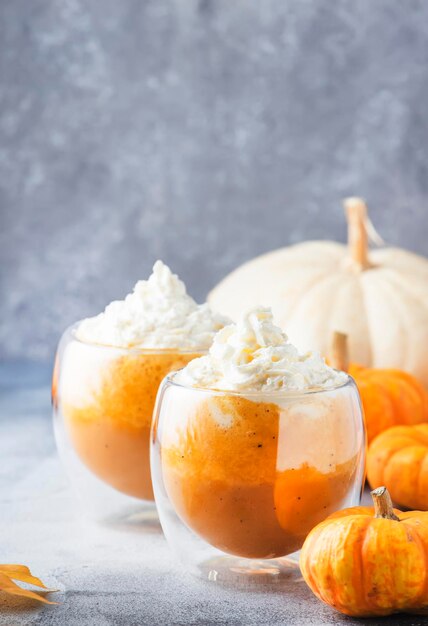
[[371, 487, 400, 521]]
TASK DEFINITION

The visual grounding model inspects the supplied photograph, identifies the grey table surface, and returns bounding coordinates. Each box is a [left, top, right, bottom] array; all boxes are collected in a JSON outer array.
[[0, 362, 427, 626]]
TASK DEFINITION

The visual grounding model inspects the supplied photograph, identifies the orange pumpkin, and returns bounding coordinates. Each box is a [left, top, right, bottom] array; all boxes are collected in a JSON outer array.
[[330, 332, 428, 443], [367, 424, 428, 510], [300, 487, 428, 617], [350, 364, 428, 443]]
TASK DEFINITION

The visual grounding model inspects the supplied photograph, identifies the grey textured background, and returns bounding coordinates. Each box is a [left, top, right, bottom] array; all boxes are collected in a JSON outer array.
[[1, 0, 428, 363]]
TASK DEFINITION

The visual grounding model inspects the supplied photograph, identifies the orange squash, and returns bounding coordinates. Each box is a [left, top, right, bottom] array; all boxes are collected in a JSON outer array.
[[330, 332, 428, 443], [350, 364, 428, 443], [300, 487, 428, 617], [367, 424, 428, 510]]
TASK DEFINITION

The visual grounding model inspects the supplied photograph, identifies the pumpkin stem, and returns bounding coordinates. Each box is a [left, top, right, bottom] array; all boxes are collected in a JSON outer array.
[[371, 487, 400, 521], [344, 197, 372, 271], [329, 331, 349, 372]]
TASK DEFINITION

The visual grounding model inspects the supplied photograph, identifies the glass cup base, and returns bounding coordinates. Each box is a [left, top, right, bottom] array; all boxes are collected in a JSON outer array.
[[55, 413, 159, 531], [87, 501, 161, 534], [193, 554, 301, 586]]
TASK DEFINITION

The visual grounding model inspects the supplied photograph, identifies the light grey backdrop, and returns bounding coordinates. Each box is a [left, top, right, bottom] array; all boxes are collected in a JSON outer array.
[[1, 0, 428, 363]]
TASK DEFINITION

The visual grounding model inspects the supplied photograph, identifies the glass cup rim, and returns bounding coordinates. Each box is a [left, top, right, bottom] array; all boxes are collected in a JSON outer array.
[[164, 369, 352, 398], [63, 321, 209, 355]]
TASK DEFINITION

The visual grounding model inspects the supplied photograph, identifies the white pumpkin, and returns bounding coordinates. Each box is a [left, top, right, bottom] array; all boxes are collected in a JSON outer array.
[[209, 198, 428, 386]]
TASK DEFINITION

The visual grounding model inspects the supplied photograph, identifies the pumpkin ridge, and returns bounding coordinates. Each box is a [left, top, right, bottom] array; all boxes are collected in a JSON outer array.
[[367, 444, 393, 490], [353, 275, 374, 367], [362, 273, 410, 371], [286, 272, 350, 348], [383, 445, 422, 504], [380, 426, 428, 443], [320, 519, 353, 612], [359, 520, 383, 614], [299, 517, 347, 603], [382, 269, 428, 312], [354, 516, 374, 614], [316, 515, 374, 615], [373, 429, 415, 444], [386, 446, 427, 510], [403, 521, 428, 610], [416, 449, 428, 510], [360, 515, 406, 614], [371, 271, 428, 379], [325, 279, 359, 359], [390, 375, 426, 425], [277, 269, 345, 328], [414, 424, 428, 443], [367, 377, 399, 432], [300, 526, 324, 601], [373, 369, 408, 426], [371, 247, 428, 278], [396, 520, 425, 610], [385, 372, 428, 418]]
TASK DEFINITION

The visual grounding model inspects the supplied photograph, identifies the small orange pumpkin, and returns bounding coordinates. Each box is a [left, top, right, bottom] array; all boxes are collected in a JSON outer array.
[[300, 487, 428, 617], [367, 424, 428, 510], [330, 332, 428, 443]]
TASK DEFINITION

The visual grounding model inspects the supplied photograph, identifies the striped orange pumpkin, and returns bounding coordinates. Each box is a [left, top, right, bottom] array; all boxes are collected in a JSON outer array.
[[300, 487, 428, 617], [367, 424, 428, 510], [349, 365, 428, 443]]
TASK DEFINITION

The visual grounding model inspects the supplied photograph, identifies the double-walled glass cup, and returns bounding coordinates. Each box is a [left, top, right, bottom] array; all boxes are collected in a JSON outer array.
[[151, 373, 366, 582], [52, 323, 203, 526]]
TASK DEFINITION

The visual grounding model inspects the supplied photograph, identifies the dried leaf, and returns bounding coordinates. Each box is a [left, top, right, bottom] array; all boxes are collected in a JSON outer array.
[[0, 564, 49, 588], [0, 565, 57, 605]]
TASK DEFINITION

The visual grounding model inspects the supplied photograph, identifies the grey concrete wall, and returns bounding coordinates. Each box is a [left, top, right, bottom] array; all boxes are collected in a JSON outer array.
[[1, 0, 428, 362]]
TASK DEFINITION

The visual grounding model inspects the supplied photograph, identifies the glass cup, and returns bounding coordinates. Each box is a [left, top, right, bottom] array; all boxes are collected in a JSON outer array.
[[52, 323, 203, 526], [151, 373, 366, 583]]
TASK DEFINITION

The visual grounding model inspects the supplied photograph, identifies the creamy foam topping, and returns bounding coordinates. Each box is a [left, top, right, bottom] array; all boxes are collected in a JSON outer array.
[[76, 261, 229, 350], [176, 308, 347, 392]]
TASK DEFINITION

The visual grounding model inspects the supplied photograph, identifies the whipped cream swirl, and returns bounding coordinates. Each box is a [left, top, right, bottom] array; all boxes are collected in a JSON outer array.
[[76, 261, 229, 350], [176, 308, 347, 392]]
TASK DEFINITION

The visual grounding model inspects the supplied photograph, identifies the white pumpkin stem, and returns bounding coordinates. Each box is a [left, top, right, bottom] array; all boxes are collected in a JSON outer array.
[[329, 331, 349, 372], [371, 487, 400, 521], [344, 197, 372, 270]]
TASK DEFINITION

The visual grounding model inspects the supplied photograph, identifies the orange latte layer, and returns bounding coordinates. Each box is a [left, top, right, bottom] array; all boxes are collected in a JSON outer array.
[[162, 395, 359, 558], [62, 351, 200, 499]]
